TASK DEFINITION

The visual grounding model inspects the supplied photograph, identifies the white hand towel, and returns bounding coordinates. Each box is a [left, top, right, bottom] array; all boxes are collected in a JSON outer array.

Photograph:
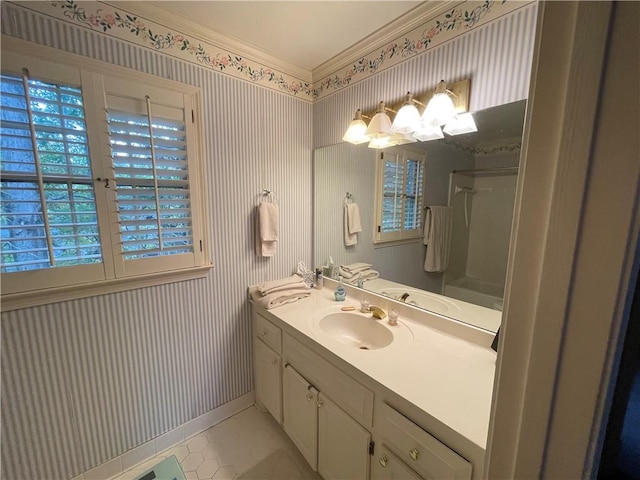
[[423, 206, 453, 273], [255, 204, 277, 257], [344, 204, 358, 246], [251, 288, 311, 309], [346, 203, 362, 234], [258, 274, 305, 296], [259, 202, 279, 241]]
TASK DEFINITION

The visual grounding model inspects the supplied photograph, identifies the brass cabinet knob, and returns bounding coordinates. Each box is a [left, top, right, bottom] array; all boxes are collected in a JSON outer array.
[[261, 331, 268, 337], [317, 399, 324, 407], [306, 393, 314, 401], [271, 358, 278, 365], [409, 448, 420, 461], [379, 456, 388, 468]]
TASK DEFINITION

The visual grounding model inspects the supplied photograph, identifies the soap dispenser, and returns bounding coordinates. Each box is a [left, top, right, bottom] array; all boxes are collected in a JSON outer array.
[[334, 276, 347, 301]]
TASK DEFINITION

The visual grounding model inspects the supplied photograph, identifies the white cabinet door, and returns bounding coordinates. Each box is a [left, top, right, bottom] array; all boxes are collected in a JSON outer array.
[[283, 364, 318, 470], [371, 444, 423, 480], [318, 393, 371, 480], [254, 338, 282, 423]]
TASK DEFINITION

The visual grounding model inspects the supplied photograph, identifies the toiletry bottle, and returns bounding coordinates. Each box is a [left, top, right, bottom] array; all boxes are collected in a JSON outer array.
[[315, 267, 323, 289], [334, 276, 346, 301], [328, 256, 335, 279]]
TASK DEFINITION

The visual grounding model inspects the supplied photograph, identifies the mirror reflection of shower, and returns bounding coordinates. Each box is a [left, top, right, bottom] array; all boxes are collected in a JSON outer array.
[[454, 185, 493, 228], [446, 166, 519, 310]]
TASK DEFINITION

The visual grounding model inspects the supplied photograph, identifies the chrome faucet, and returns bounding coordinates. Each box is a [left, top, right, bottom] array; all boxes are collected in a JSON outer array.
[[399, 292, 410, 302]]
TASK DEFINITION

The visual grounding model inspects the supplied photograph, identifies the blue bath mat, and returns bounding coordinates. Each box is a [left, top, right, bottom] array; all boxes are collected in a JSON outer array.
[[134, 455, 186, 480]]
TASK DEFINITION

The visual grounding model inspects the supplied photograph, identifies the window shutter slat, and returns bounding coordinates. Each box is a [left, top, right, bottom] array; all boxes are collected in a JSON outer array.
[[107, 93, 195, 262]]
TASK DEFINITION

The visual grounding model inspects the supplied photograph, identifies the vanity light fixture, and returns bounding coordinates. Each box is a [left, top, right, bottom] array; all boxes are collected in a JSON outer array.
[[390, 93, 422, 134], [342, 109, 370, 144], [343, 78, 472, 148]]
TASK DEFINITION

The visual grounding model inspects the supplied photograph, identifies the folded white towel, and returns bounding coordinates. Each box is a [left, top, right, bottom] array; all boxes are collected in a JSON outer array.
[[342, 269, 380, 285], [259, 202, 279, 242], [338, 266, 357, 279], [346, 203, 362, 234], [423, 206, 453, 273], [258, 274, 305, 296], [251, 288, 311, 309], [340, 262, 372, 273], [343, 204, 357, 246]]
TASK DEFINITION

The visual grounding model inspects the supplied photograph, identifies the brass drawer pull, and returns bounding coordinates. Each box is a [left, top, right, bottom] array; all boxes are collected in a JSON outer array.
[[379, 456, 388, 468], [409, 448, 420, 461]]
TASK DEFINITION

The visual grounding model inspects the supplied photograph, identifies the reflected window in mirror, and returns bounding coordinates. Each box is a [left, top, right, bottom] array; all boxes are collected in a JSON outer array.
[[374, 148, 426, 244]]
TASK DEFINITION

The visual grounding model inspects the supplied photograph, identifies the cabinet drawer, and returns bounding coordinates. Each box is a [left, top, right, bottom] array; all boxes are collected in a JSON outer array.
[[255, 312, 282, 353], [284, 333, 374, 428], [380, 403, 472, 480]]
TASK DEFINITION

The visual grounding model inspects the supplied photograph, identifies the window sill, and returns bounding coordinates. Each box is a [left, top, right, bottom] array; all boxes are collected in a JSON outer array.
[[1, 264, 213, 312], [372, 238, 423, 248]]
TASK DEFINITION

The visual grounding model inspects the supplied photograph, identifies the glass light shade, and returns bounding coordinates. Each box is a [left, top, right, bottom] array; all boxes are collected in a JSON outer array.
[[422, 92, 457, 127], [368, 136, 396, 149], [443, 112, 478, 135], [390, 94, 421, 134], [342, 112, 370, 144], [390, 132, 417, 145], [365, 101, 393, 139], [413, 121, 444, 141]]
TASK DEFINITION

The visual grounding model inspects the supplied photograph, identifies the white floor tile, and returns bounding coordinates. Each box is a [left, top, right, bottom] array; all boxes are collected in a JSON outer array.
[[111, 406, 311, 480]]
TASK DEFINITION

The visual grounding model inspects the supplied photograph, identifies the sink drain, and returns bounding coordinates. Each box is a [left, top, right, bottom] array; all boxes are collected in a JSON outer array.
[[359, 346, 370, 350]]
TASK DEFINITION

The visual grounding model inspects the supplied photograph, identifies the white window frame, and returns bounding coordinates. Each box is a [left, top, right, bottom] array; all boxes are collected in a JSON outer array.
[[373, 147, 426, 244], [1, 39, 211, 311]]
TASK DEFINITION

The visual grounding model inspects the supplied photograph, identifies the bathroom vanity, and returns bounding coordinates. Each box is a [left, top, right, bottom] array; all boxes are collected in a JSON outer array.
[[250, 279, 497, 480]]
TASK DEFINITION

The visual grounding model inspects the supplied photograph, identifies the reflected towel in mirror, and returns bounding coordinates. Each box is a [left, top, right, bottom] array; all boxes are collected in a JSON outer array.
[[423, 206, 453, 273]]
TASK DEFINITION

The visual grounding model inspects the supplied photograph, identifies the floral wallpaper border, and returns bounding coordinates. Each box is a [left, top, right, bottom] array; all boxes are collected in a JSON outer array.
[[6, 0, 531, 101], [439, 137, 522, 156]]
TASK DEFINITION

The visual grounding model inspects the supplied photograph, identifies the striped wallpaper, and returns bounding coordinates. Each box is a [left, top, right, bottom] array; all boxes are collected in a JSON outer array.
[[1, 1, 536, 479], [1, 3, 312, 479]]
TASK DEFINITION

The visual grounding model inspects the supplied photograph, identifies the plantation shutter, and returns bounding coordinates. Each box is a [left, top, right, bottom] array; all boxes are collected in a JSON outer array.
[[380, 152, 403, 236], [403, 153, 425, 234], [375, 149, 426, 243], [101, 77, 203, 277], [0, 69, 106, 293]]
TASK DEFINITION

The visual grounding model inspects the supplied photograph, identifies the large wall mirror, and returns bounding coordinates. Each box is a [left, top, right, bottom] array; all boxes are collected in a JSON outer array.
[[314, 100, 526, 332]]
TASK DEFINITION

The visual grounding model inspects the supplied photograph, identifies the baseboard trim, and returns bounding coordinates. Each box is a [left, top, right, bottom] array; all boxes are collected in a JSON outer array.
[[77, 392, 255, 480]]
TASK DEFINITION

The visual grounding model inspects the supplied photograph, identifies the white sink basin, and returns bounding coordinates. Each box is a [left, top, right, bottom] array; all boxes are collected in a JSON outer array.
[[380, 288, 462, 316], [318, 312, 394, 350]]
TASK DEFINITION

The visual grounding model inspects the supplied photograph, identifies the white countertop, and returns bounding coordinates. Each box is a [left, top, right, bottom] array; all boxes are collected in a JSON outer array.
[[254, 283, 497, 451]]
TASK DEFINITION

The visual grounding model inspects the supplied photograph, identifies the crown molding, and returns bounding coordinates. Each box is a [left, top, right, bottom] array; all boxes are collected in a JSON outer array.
[[106, 1, 312, 82], [311, 1, 456, 82]]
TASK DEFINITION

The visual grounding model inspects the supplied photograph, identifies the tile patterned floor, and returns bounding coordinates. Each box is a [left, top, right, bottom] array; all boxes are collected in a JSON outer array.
[[111, 406, 320, 480]]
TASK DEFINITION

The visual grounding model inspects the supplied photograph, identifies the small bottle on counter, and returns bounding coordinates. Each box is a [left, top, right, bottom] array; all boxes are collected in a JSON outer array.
[[334, 276, 347, 301], [315, 267, 323, 289], [388, 309, 399, 326]]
